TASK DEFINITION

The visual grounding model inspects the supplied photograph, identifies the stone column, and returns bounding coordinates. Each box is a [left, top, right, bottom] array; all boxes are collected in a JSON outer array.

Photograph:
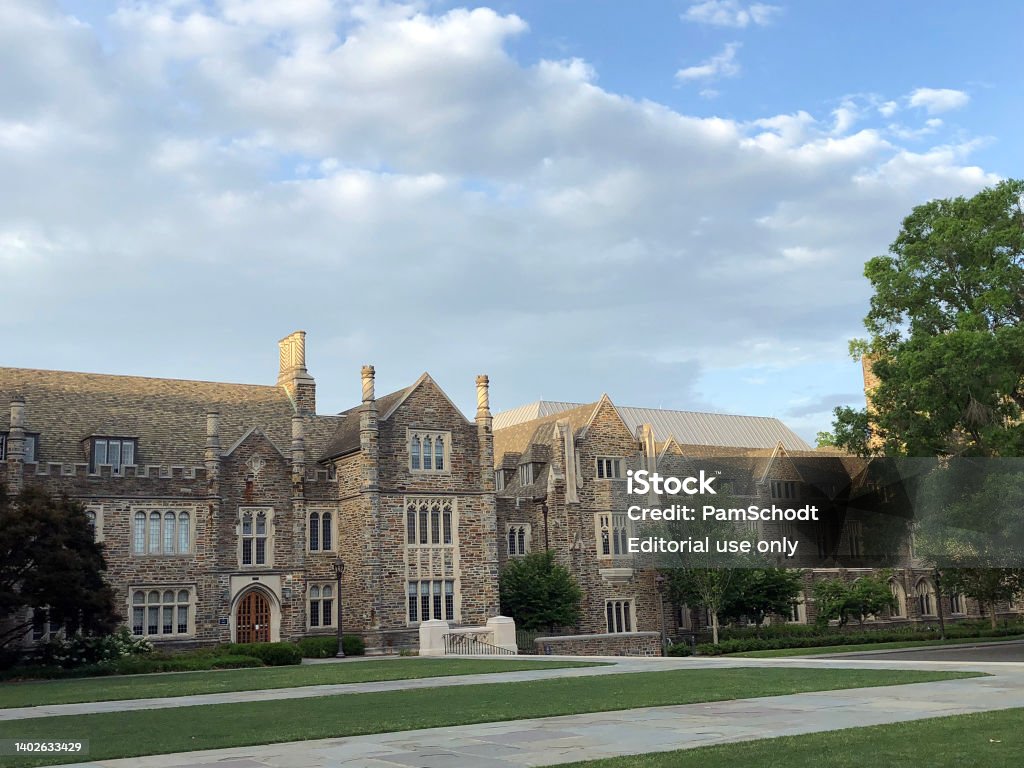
[[359, 365, 383, 645]]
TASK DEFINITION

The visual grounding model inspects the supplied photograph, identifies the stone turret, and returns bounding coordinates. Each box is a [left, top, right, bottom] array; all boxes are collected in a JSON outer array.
[[6, 397, 26, 492]]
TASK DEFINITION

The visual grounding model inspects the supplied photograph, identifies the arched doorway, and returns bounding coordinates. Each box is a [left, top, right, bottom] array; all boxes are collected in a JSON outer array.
[[236, 589, 271, 643]]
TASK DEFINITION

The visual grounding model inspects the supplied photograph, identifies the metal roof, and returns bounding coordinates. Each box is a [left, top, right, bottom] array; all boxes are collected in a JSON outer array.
[[493, 400, 811, 451]]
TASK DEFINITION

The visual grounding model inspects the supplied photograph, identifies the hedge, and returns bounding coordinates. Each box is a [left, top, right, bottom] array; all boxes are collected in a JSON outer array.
[[295, 635, 366, 658], [221, 642, 302, 666]]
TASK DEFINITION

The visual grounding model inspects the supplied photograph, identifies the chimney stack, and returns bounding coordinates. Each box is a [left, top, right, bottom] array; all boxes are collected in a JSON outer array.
[[361, 365, 375, 403], [6, 397, 26, 492], [277, 331, 316, 415], [291, 415, 306, 477], [205, 412, 221, 476]]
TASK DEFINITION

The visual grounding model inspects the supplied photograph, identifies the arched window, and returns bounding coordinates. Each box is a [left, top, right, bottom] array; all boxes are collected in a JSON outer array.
[[321, 585, 333, 626], [178, 512, 190, 554], [132, 590, 145, 635], [442, 503, 453, 544], [309, 584, 334, 628], [915, 579, 936, 616], [163, 512, 176, 554], [407, 506, 416, 544], [508, 527, 516, 556], [950, 592, 966, 614], [241, 511, 254, 565], [309, 512, 320, 551], [410, 436, 421, 470], [134, 512, 146, 554], [309, 585, 321, 627], [430, 504, 441, 544], [254, 512, 268, 565], [176, 590, 189, 633], [517, 526, 526, 554], [148, 512, 161, 553], [419, 504, 428, 544], [423, 436, 433, 470], [322, 512, 332, 551], [889, 579, 907, 618], [434, 436, 444, 471]]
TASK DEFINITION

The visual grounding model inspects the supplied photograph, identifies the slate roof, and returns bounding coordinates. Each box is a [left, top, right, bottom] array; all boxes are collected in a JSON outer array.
[[0, 367, 340, 466], [493, 400, 811, 451], [319, 386, 410, 462]]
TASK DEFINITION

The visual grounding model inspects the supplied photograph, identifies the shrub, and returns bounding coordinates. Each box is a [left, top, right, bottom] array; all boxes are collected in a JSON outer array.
[[296, 636, 338, 658], [666, 643, 692, 657], [343, 635, 365, 656], [222, 642, 302, 666], [30, 627, 153, 669]]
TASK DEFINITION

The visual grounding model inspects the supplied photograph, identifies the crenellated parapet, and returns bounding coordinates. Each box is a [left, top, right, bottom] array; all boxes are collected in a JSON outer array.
[[21, 462, 210, 481]]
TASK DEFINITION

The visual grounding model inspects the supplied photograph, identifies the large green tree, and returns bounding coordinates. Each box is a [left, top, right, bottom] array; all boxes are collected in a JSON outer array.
[[812, 574, 896, 627], [833, 179, 1024, 459], [0, 484, 118, 654], [499, 551, 581, 632], [719, 568, 805, 627]]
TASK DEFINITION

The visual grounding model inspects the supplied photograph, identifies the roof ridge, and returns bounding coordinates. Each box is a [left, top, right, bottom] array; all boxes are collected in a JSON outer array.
[[0, 366, 281, 390]]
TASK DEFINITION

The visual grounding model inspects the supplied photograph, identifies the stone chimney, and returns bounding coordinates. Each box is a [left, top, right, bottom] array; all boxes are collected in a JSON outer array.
[[6, 397, 26, 492], [291, 415, 305, 478], [476, 375, 494, 493], [205, 412, 221, 477], [277, 331, 316, 415], [360, 365, 379, 491]]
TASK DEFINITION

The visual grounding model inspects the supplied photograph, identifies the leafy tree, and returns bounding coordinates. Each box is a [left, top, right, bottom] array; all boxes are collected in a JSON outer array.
[[719, 568, 804, 627], [815, 431, 837, 448], [832, 179, 1024, 459], [0, 484, 118, 656], [813, 574, 896, 627], [499, 551, 581, 632], [942, 568, 1024, 630], [664, 567, 735, 645]]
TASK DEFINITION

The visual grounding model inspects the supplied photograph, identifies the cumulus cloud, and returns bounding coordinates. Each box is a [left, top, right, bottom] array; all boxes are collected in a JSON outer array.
[[908, 87, 970, 114], [0, 1, 997, 434], [676, 42, 742, 82], [682, 1, 781, 27]]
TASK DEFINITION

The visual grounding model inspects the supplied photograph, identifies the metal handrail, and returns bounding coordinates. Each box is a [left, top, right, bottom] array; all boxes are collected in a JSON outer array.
[[442, 633, 516, 655]]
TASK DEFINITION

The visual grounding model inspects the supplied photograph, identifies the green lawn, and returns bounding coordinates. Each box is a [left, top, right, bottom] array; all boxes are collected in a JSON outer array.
[[0, 668, 981, 767], [0, 658, 603, 709], [563, 706, 1023, 768], [730, 635, 1024, 658]]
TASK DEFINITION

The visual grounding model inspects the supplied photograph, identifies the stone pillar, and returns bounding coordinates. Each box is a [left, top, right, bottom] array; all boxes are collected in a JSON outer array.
[[291, 416, 305, 478], [475, 375, 499, 617], [487, 615, 518, 653], [418, 619, 450, 657], [6, 397, 26, 493], [359, 365, 383, 646], [277, 330, 316, 415], [476, 375, 494, 492]]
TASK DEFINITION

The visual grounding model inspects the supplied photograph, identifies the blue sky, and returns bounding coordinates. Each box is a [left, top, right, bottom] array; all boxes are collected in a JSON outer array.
[[4, 1, 1020, 443]]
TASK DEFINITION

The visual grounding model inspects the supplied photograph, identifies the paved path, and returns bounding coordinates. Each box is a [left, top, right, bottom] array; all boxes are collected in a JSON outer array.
[[46, 659, 1024, 768], [821, 639, 1024, 663]]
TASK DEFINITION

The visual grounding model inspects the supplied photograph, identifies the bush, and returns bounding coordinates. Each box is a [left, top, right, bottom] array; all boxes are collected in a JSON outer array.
[[666, 643, 692, 657], [30, 627, 153, 669], [296, 635, 366, 657], [222, 642, 302, 666], [343, 635, 365, 656]]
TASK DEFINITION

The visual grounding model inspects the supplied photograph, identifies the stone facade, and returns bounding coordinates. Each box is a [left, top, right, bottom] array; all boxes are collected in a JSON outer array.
[[0, 333, 496, 655]]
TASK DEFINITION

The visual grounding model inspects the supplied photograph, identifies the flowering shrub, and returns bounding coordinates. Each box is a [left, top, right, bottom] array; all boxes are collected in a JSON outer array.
[[32, 627, 153, 669]]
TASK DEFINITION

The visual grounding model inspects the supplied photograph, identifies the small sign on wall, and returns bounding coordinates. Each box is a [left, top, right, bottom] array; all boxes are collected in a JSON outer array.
[[219, 618, 228, 626]]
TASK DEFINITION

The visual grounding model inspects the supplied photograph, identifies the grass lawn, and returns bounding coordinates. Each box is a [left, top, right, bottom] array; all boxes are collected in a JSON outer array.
[[0, 668, 981, 767], [562, 706, 1023, 768], [0, 658, 603, 709], [730, 635, 1024, 658]]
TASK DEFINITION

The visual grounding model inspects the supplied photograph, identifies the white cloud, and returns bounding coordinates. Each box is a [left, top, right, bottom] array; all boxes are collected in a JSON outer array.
[[676, 42, 741, 82], [908, 87, 969, 114], [0, 0, 1000, 424], [682, 1, 781, 28], [878, 100, 899, 118]]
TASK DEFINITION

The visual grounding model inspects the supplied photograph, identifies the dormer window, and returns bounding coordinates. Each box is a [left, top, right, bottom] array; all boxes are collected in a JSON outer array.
[[518, 463, 534, 485], [409, 430, 450, 473], [90, 437, 137, 473], [595, 457, 623, 479], [0, 433, 39, 462]]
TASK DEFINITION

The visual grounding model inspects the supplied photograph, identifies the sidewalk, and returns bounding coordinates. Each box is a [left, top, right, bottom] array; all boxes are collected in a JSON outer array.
[[51, 665, 1024, 768]]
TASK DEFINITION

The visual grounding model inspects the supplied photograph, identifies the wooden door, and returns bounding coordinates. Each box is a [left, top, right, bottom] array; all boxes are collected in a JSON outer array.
[[236, 590, 271, 643]]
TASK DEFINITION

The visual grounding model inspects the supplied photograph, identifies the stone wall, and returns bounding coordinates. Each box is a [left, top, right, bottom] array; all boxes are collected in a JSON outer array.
[[534, 631, 661, 656]]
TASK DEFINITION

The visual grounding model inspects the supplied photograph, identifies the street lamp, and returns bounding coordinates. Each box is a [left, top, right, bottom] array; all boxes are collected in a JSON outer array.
[[334, 559, 346, 658], [655, 573, 667, 656]]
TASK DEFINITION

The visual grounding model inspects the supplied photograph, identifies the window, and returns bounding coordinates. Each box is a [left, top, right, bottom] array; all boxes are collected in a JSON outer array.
[[507, 524, 530, 556], [131, 588, 192, 638], [770, 480, 797, 499], [518, 463, 534, 486], [308, 510, 334, 552], [405, 499, 454, 545], [407, 579, 455, 622], [31, 608, 62, 643], [847, 520, 864, 558], [240, 508, 272, 566], [89, 437, 136, 473], [0, 433, 39, 462], [950, 592, 967, 615], [595, 457, 623, 479], [915, 579, 936, 616], [494, 470, 505, 491], [606, 599, 634, 633], [84, 505, 103, 542], [787, 593, 807, 624], [409, 430, 450, 472], [131, 509, 191, 555], [889, 579, 907, 618], [308, 584, 335, 628], [597, 513, 631, 557]]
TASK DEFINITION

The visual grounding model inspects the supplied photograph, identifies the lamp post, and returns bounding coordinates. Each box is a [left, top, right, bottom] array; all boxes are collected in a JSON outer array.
[[655, 573, 667, 656], [542, 502, 550, 550], [334, 559, 346, 658]]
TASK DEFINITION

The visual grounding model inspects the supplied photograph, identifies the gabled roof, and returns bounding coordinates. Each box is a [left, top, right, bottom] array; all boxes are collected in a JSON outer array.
[[493, 400, 812, 451], [0, 366, 340, 466]]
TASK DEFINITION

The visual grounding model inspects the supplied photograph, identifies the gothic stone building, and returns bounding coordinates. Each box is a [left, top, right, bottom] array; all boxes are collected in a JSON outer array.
[[0, 332, 498, 654], [2, 334, 1020, 654]]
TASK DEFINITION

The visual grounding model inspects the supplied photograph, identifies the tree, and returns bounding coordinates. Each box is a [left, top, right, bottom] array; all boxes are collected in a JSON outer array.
[[815, 431, 837, 448], [719, 568, 804, 627], [942, 568, 1024, 630], [664, 567, 735, 645], [0, 484, 119, 655], [832, 179, 1024, 459], [813, 574, 896, 627], [499, 551, 581, 632]]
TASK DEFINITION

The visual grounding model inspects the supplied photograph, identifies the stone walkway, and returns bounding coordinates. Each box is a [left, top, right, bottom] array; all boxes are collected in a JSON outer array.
[[15, 655, 1024, 768]]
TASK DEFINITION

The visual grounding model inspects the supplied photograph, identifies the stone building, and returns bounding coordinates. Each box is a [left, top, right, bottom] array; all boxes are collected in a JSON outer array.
[[1, 332, 497, 654]]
